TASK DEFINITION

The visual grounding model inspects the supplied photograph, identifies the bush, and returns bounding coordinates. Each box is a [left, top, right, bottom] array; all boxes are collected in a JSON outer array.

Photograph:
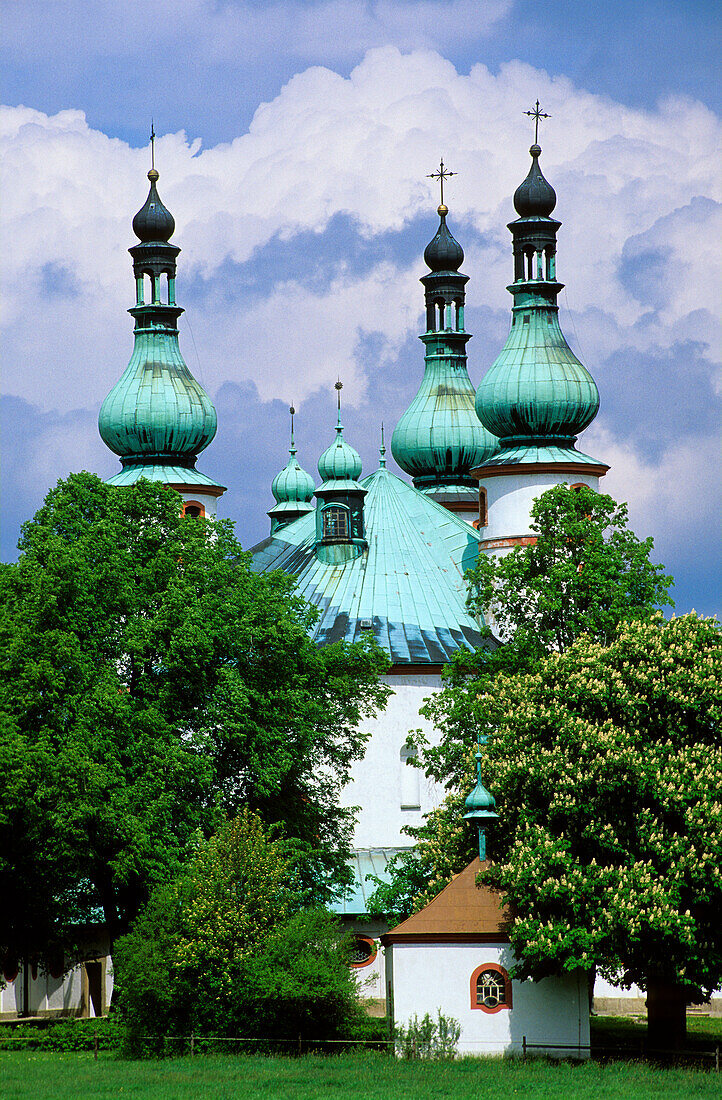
[[0, 1016, 119, 1052], [113, 812, 366, 1054], [394, 1011, 461, 1060]]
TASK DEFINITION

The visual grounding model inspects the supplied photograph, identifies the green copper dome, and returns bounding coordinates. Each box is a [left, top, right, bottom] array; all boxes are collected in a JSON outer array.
[[272, 452, 315, 505], [392, 204, 498, 499], [99, 168, 220, 479], [318, 423, 363, 482], [475, 142, 601, 454], [476, 309, 599, 446]]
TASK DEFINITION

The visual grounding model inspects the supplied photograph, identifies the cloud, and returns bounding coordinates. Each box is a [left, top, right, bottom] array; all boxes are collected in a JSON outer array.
[[1, 48, 720, 614]]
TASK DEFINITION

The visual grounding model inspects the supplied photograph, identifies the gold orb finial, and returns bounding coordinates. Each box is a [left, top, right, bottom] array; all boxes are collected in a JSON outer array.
[[148, 168, 159, 182], [437, 203, 448, 217]]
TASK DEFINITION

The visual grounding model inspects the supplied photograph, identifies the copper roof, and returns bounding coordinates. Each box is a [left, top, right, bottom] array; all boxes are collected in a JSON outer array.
[[381, 859, 512, 943]]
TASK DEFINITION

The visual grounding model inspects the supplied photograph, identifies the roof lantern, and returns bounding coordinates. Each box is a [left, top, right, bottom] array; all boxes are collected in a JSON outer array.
[[268, 406, 315, 533], [391, 159, 497, 511], [463, 737, 498, 862], [475, 105, 604, 464], [314, 382, 368, 563], [99, 128, 224, 499]]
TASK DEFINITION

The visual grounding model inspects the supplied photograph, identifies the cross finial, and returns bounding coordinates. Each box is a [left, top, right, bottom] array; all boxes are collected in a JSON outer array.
[[379, 422, 386, 467], [289, 404, 296, 453], [335, 379, 343, 421], [523, 100, 550, 145], [150, 119, 156, 171], [427, 158, 456, 211]]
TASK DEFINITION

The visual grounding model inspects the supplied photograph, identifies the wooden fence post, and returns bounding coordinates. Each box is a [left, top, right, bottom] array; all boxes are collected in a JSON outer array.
[[94, 1032, 98, 1061], [191, 1033, 195, 1056], [522, 1035, 527, 1061]]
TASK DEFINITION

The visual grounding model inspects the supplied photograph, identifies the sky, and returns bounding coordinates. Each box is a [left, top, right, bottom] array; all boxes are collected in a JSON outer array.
[[2, 0, 720, 617]]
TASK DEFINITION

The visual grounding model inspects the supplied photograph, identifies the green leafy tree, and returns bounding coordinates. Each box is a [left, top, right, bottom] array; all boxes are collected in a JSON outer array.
[[385, 615, 722, 1046], [114, 811, 365, 1049], [0, 473, 389, 964], [466, 484, 673, 655], [368, 486, 673, 922]]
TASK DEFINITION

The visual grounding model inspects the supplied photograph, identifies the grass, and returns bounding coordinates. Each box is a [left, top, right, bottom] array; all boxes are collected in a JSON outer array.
[[0, 1048, 720, 1100]]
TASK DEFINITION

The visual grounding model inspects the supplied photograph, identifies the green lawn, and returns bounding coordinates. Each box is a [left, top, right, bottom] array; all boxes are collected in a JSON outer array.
[[0, 1050, 719, 1100]]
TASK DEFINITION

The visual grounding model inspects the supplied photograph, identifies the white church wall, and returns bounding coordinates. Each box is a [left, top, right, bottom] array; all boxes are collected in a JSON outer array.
[[0, 957, 113, 1019], [479, 470, 601, 551], [390, 941, 590, 1058], [179, 490, 219, 519], [340, 673, 445, 849]]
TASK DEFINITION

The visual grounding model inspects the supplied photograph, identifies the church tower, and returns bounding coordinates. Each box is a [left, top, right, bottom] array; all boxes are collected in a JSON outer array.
[[474, 112, 608, 553], [99, 155, 225, 517], [392, 162, 497, 523]]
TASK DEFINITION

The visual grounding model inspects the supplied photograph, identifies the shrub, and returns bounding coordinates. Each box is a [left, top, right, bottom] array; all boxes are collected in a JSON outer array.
[[394, 1011, 461, 1060]]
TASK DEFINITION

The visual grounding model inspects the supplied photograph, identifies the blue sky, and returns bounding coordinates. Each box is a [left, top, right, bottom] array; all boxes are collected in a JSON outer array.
[[2, 0, 720, 615]]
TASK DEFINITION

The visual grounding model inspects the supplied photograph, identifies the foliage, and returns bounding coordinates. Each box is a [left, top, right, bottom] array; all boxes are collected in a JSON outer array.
[[474, 613, 722, 998], [0, 473, 390, 962], [0, 1016, 118, 1052], [114, 811, 365, 1051], [394, 1011, 461, 1060], [466, 485, 673, 655], [368, 487, 676, 922]]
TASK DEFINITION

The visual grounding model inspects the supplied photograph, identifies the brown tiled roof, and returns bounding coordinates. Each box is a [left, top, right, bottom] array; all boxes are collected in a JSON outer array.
[[381, 859, 512, 944]]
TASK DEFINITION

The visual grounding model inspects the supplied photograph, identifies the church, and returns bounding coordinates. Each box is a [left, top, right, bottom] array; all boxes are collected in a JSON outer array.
[[1, 112, 645, 1041]]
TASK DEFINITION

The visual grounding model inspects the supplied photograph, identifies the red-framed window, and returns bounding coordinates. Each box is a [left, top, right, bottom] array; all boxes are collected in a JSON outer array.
[[349, 936, 378, 969], [470, 962, 512, 1013]]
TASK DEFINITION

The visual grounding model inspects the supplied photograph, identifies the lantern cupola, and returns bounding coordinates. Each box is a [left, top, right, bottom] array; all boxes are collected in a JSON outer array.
[[99, 137, 225, 517], [392, 160, 497, 523], [268, 406, 315, 533], [314, 383, 367, 563]]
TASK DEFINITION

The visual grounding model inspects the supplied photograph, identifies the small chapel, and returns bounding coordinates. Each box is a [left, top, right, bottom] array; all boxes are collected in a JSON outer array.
[[2, 110, 647, 1041]]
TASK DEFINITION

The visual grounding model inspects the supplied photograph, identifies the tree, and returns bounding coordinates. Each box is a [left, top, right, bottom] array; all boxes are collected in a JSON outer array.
[[386, 615, 722, 1047], [368, 486, 674, 922], [114, 810, 365, 1050], [0, 473, 390, 964], [466, 484, 673, 655]]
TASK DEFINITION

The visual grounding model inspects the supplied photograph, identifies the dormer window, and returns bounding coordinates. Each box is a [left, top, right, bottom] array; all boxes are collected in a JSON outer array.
[[183, 501, 205, 519], [323, 506, 349, 539]]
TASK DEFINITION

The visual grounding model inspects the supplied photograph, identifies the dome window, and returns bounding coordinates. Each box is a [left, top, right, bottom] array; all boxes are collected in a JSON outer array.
[[322, 505, 349, 539]]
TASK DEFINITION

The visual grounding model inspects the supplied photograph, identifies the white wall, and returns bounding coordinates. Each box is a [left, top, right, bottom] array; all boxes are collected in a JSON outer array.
[[390, 941, 590, 1058], [179, 490, 219, 519], [339, 673, 445, 848], [479, 471, 601, 549]]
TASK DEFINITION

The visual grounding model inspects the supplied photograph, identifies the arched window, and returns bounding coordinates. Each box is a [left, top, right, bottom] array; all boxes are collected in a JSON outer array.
[[322, 506, 349, 539], [400, 745, 421, 810], [183, 500, 206, 519], [478, 487, 488, 528], [348, 936, 378, 969], [470, 963, 512, 1013]]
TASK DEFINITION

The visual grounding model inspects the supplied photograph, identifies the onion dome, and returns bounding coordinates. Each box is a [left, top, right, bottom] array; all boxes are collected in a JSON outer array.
[[513, 145, 557, 218], [475, 139, 602, 455], [99, 161, 222, 493], [423, 206, 464, 272], [132, 168, 176, 242], [392, 192, 498, 505], [272, 452, 315, 505], [318, 423, 363, 482]]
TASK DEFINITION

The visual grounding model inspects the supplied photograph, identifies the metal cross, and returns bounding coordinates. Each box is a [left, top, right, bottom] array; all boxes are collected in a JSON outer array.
[[427, 158, 456, 207], [524, 100, 550, 144], [335, 379, 343, 412], [150, 120, 156, 170]]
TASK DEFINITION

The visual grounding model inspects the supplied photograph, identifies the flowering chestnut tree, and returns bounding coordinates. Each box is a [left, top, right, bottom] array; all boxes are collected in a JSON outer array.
[[387, 614, 722, 1045]]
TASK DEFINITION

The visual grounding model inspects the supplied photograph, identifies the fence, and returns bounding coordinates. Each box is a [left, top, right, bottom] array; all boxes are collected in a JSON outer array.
[[0, 1028, 720, 1070]]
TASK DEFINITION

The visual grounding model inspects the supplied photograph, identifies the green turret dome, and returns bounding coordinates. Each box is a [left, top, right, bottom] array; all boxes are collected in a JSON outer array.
[[392, 201, 498, 502], [318, 424, 363, 482], [475, 142, 600, 453], [99, 167, 219, 475], [272, 453, 315, 505]]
